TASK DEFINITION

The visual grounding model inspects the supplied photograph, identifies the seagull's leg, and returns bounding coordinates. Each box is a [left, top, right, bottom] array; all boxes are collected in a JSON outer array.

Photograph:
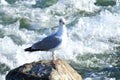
[[52, 51, 55, 61], [52, 52, 56, 64], [52, 52, 61, 64]]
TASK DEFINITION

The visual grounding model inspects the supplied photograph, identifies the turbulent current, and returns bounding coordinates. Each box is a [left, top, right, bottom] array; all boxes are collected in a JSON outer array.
[[0, 0, 120, 80]]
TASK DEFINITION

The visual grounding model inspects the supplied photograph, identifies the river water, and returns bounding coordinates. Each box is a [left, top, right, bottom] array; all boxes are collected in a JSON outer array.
[[0, 0, 120, 80]]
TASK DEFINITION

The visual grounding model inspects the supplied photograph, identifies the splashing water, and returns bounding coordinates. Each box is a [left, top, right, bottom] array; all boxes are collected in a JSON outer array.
[[0, 0, 120, 80]]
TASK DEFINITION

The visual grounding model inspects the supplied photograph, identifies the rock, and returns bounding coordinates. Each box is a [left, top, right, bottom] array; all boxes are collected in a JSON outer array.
[[19, 18, 31, 29], [32, 0, 58, 9], [6, 59, 82, 80], [5, 0, 18, 4], [94, 0, 116, 6], [0, 13, 18, 25], [0, 63, 10, 74], [49, 60, 82, 80]]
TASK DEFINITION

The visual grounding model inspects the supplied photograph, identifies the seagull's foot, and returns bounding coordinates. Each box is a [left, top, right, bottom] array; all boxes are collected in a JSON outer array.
[[52, 58, 62, 64]]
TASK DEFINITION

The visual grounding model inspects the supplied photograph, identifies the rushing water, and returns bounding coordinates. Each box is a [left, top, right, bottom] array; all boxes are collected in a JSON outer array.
[[0, 0, 120, 80]]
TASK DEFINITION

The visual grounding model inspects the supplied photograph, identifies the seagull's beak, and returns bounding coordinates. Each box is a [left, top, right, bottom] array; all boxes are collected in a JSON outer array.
[[62, 22, 65, 25]]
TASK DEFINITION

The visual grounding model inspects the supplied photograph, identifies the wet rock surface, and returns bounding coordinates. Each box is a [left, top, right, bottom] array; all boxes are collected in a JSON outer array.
[[0, 63, 10, 74], [32, 0, 58, 8], [6, 59, 82, 80], [95, 0, 116, 6]]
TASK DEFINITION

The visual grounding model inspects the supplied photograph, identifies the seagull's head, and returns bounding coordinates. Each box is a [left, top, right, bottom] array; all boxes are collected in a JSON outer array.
[[59, 18, 66, 25]]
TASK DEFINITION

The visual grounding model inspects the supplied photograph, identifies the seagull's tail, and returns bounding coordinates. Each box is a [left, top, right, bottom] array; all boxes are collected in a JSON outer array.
[[24, 47, 38, 52]]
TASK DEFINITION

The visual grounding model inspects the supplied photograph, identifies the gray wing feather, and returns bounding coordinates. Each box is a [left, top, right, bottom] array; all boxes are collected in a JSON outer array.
[[32, 35, 62, 51]]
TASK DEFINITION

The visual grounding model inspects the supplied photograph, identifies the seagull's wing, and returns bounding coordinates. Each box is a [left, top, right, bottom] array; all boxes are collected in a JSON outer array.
[[32, 34, 62, 51]]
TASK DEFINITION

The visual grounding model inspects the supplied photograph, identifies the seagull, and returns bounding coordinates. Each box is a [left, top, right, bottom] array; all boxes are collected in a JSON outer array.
[[24, 18, 67, 62]]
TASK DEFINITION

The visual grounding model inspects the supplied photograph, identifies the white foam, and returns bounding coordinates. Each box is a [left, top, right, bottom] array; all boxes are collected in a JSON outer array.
[[0, 37, 18, 55], [0, 0, 8, 5], [71, 10, 120, 53], [59, 0, 98, 12], [0, 0, 120, 80], [84, 77, 116, 80]]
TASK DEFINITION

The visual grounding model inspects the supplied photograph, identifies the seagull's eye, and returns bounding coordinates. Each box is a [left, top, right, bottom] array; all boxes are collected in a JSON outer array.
[[59, 19, 62, 23]]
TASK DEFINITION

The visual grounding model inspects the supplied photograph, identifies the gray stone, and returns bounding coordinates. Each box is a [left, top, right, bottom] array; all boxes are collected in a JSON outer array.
[[32, 0, 58, 8], [6, 59, 82, 80]]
